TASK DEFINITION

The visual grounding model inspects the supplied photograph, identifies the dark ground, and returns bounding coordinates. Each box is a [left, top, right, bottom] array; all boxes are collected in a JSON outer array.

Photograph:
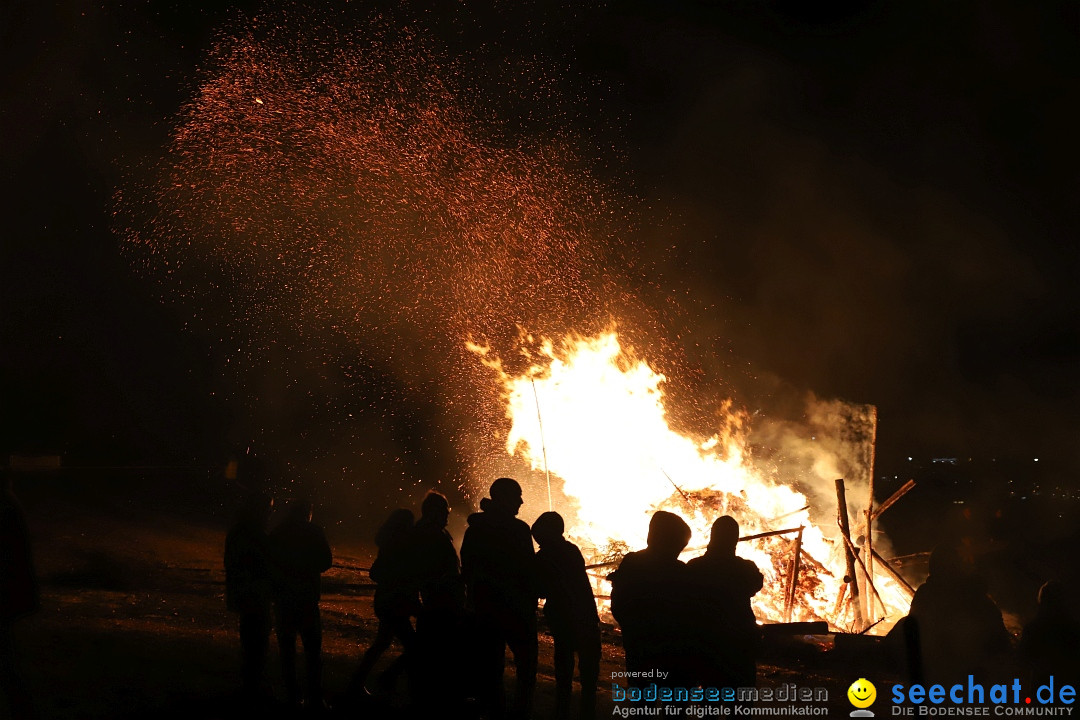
[[9, 475, 913, 719]]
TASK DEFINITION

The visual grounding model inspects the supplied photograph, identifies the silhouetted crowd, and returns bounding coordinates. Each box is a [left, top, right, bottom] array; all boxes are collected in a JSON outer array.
[[223, 469, 769, 719], [219, 466, 1080, 719], [1, 460, 1075, 720]]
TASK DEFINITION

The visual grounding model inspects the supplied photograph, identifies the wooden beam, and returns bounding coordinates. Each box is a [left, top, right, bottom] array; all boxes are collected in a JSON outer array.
[[739, 526, 804, 543], [836, 478, 866, 631], [871, 479, 916, 521], [839, 530, 886, 611], [870, 548, 916, 598]]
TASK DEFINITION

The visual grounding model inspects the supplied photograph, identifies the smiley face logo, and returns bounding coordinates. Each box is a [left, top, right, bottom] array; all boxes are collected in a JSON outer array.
[[847, 678, 877, 709]]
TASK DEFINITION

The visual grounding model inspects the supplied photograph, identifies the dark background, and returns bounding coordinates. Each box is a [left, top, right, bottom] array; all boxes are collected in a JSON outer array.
[[2, 1, 1078, 527]]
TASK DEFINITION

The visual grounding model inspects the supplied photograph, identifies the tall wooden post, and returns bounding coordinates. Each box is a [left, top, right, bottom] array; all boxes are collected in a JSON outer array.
[[836, 478, 865, 631], [863, 406, 878, 621]]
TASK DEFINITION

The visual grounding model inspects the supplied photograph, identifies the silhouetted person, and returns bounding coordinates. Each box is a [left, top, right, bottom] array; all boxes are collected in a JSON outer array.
[[410, 492, 465, 622], [407, 492, 467, 708], [686, 516, 763, 689], [269, 498, 333, 709], [532, 512, 600, 720], [1020, 581, 1080, 691], [0, 469, 37, 720], [608, 511, 693, 686], [902, 543, 1011, 685], [461, 478, 538, 720], [350, 508, 418, 696], [224, 490, 274, 701]]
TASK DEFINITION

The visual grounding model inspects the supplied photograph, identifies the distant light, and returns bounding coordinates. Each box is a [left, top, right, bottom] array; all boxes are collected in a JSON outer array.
[[907, 457, 913, 462], [1034, 458, 1039, 462]]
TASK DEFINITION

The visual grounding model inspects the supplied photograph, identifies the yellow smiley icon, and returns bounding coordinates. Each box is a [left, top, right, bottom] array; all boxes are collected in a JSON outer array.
[[848, 678, 877, 709]]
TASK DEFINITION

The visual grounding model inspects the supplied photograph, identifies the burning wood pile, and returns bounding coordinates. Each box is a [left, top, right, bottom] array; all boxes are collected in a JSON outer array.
[[472, 330, 917, 635]]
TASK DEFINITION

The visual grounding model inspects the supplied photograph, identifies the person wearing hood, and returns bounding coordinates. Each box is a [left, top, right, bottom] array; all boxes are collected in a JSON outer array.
[[685, 515, 763, 690], [608, 510, 694, 687], [900, 542, 1011, 686], [460, 477, 538, 719], [1020, 580, 1080, 691]]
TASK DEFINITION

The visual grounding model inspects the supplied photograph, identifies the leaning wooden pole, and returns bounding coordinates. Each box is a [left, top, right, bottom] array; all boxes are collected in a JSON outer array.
[[839, 528, 887, 611], [836, 478, 866, 631], [871, 479, 916, 521], [870, 547, 916, 598]]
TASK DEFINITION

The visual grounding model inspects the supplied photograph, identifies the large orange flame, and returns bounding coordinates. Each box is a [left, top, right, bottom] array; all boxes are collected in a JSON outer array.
[[470, 329, 910, 632]]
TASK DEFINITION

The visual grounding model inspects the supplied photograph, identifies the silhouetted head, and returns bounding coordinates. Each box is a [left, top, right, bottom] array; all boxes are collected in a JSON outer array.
[[487, 477, 524, 516], [531, 511, 564, 548], [420, 491, 450, 528], [928, 543, 965, 579], [284, 497, 314, 523], [376, 508, 415, 547], [707, 515, 740, 555], [646, 511, 692, 559]]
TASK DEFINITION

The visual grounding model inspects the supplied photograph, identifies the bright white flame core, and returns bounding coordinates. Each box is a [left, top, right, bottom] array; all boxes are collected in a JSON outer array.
[[472, 330, 910, 630]]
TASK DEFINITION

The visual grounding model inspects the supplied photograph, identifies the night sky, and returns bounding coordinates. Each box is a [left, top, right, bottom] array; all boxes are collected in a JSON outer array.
[[2, 0, 1079, 507]]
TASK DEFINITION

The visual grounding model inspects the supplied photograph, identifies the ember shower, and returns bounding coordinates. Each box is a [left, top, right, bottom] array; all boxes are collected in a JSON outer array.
[[116, 14, 908, 628]]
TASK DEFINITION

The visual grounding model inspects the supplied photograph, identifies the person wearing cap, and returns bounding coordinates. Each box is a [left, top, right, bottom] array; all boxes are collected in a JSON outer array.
[[460, 478, 538, 719]]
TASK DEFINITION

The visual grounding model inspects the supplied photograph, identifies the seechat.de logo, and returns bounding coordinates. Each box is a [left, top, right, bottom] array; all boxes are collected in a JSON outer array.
[[849, 678, 878, 717]]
